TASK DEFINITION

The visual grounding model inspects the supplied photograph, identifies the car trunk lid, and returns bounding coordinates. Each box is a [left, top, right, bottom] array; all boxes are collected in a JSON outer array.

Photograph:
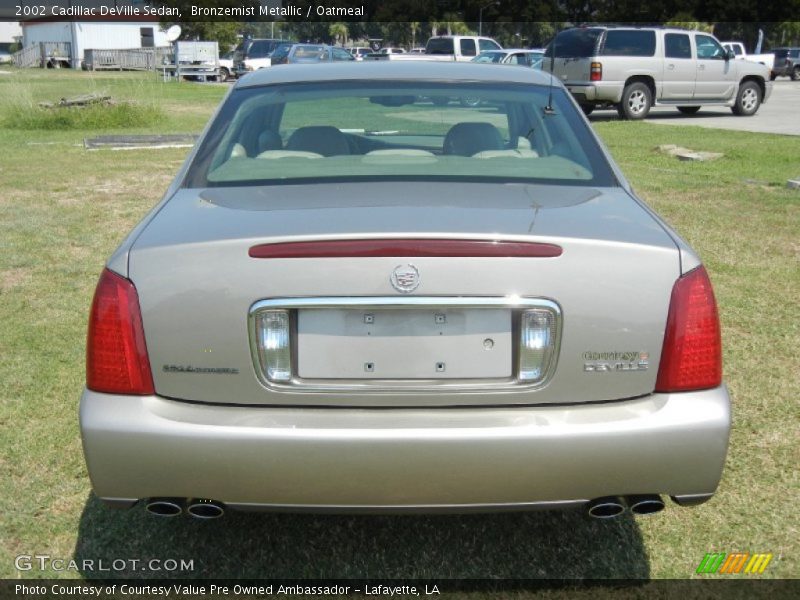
[[128, 182, 679, 407]]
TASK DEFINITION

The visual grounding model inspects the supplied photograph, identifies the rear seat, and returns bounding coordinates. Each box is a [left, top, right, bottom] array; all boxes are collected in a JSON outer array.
[[286, 126, 351, 156]]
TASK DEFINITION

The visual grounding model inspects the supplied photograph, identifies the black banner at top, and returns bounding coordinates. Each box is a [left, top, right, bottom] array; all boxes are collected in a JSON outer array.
[[1, 0, 799, 23]]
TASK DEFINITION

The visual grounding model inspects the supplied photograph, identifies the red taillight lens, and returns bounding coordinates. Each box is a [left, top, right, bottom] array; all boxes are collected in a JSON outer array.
[[590, 62, 602, 81], [655, 266, 722, 392], [86, 269, 154, 395]]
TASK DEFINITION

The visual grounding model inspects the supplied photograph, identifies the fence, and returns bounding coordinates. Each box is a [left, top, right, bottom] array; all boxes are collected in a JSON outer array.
[[11, 42, 72, 68], [83, 47, 174, 71]]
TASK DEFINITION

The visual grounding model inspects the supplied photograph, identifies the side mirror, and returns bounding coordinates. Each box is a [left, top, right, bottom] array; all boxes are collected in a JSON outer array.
[[725, 49, 735, 61]]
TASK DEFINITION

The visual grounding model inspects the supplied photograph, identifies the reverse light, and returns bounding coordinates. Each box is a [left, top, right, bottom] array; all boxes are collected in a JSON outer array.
[[254, 309, 292, 382], [86, 269, 154, 395], [655, 266, 722, 392], [590, 62, 603, 81], [519, 309, 559, 383]]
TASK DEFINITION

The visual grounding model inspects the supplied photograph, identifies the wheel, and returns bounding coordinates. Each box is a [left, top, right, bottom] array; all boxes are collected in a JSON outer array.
[[677, 106, 701, 115], [792, 66, 800, 81], [769, 72, 777, 81], [218, 67, 230, 81], [459, 96, 481, 108], [731, 81, 761, 116], [617, 82, 652, 120], [580, 104, 595, 116]]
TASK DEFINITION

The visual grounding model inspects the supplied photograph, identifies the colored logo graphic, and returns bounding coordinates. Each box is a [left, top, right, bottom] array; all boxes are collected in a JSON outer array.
[[696, 552, 773, 574]]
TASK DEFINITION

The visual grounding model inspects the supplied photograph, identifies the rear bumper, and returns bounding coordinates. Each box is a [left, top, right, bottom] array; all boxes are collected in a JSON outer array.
[[80, 386, 731, 511], [565, 82, 623, 104]]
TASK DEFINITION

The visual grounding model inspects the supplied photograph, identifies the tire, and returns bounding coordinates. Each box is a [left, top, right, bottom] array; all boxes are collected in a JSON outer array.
[[218, 67, 230, 81], [769, 73, 777, 81], [792, 66, 800, 81], [617, 82, 652, 120], [731, 81, 761, 116], [677, 106, 701, 115], [580, 104, 595, 116]]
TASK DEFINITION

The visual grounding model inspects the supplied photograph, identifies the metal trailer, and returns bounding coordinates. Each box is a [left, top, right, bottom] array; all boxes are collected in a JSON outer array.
[[167, 41, 220, 81]]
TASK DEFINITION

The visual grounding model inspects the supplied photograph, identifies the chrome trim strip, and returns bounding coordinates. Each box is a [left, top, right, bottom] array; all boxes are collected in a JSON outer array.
[[248, 296, 562, 394]]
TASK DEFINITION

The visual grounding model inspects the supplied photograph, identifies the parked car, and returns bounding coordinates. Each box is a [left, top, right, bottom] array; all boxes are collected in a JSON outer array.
[[270, 44, 355, 65], [720, 41, 775, 70], [81, 62, 730, 520], [367, 35, 502, 62], [771, 47, 800, 80], [472, 48, 544, 68], [233, 38, 292, 75], [546, 26, 772, 119], [377, 47, 406, 54], [408, 47, 426, 54], [347, 47, 372, 61]]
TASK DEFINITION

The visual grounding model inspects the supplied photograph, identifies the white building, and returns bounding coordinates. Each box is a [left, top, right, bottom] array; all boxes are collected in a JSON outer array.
[[21, 18, 170, 68], [0, 21, 22, 45]]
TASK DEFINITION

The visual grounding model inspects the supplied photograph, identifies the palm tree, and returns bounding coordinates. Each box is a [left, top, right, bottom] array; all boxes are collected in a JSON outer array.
[[441, 13, 473, 36], [410, 22, 420, 48], [328, 22, 349, 47]]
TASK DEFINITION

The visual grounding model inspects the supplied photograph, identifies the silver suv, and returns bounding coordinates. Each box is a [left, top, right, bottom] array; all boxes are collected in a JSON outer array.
[[545, 27, 772, 119]]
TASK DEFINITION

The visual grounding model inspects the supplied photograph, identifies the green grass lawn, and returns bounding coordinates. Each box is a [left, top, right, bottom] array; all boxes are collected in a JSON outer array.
[[0, 69, 798, 583]]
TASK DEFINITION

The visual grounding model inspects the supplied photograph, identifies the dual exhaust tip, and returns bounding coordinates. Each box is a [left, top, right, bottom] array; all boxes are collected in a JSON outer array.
[[144, 498, 225, 519], [587, 494, 665, 519]]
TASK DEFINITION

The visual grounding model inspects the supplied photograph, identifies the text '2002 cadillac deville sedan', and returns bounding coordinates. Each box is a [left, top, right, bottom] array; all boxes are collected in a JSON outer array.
[[80, 62, 730, 520]]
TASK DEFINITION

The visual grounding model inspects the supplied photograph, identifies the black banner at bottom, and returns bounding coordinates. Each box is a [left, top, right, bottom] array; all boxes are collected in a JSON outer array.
[[3, 579, 799, 600]]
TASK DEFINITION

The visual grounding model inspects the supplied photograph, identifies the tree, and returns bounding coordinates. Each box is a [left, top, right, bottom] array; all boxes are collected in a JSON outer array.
[[410, 22, 420, 48], [159, 1, 258, 54], [665, 13, 715, 34], [328, 22, 349, 47]]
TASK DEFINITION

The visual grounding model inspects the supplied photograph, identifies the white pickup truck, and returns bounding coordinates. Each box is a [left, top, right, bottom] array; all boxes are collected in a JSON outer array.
[[366, 36, 502, 62], [722, 41, 775, 70]]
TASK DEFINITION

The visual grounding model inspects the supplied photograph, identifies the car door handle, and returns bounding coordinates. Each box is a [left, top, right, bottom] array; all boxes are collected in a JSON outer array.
[[698, 64, 705, 70], [667, 64, 675, 70]]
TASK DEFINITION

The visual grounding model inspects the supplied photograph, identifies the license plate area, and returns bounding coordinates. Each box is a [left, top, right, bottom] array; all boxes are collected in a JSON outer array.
[[297, 308, 512, 379]]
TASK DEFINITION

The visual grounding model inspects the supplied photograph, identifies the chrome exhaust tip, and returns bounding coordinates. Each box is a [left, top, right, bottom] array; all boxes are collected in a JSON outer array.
[[186, 499, 225, 519], [144, 498, 184, 517], [587, 496, 626, 519], [627, 494, 665, 515]]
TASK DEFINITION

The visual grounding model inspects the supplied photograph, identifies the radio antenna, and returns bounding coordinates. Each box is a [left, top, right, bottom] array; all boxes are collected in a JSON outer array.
[[544, 33, 557, 115]]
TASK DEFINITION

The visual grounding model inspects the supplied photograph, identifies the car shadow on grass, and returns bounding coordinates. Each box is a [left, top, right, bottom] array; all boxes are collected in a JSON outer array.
[[588, 110, 735, 122], [74, 493, 649, 580]]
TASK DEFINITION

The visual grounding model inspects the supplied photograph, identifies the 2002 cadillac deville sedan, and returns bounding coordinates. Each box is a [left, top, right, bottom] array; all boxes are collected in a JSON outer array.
[[80, 62, 730, 520]]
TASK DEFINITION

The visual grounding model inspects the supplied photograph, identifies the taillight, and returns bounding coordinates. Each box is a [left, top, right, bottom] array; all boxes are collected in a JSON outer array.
[[655, 266, 722, 392], [590, 62, 602, 81], [86, 269, 154, 395]]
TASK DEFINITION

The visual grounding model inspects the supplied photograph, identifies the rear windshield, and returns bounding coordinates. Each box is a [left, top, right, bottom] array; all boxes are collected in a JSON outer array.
[[426, 38, 455, 55], [293, 45, 325, 59], [547, 28, 602, 58], [601, 30, 656, 57], [244, 39, 286, 58], [184, 81, 615, 188], [473, 51, 506, 63], [773, 48, 799, 58]]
